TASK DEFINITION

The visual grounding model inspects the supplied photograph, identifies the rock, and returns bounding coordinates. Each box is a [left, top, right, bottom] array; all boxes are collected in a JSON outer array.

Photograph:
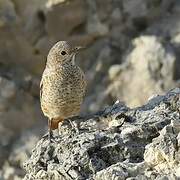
[[144, 122, 180, 175], [122, 0, 148, 19], [0, 76, 44, 166], [0, 0, 179, 113], [122, 0, 175, 21], [0, 128, 44, 179], [45, 0, 87, 40], [23, 88, 180, 179], [0, 76, 43, 132], [108, 35, 177, 107], [0, 0, 180, 179], [144, 0, 180, 81], [0, 0, 18, 27]]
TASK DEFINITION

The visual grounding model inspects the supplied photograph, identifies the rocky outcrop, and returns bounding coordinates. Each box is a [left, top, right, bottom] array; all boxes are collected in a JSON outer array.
[[0, 130, 41, 180], [0, 0, 180, 179], [23, 88, 180, 179], [0, 76, 44, 165], [108, 36, 177, 107]]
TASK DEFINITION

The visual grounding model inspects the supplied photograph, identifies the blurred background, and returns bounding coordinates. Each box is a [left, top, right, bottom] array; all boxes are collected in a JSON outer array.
[[0, 0, 179, 179]]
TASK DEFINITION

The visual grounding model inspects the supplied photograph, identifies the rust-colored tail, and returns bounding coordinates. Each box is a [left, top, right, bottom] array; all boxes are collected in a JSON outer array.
[[49, 118, 64, 130]]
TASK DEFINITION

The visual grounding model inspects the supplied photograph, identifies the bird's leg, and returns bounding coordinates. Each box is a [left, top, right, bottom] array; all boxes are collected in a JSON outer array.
[[48, 118, 54, 142], [68, 119, 79, 134]]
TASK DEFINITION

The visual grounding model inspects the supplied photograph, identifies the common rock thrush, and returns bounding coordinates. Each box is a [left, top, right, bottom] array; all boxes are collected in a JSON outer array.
[[40, 41, 86, 141]]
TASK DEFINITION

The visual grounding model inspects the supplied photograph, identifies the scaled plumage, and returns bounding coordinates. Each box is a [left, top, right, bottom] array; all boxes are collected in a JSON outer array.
[[40, 41, 86, 140]]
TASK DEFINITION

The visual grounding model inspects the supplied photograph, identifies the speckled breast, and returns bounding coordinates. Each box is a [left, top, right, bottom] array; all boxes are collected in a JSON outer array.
[[41, 65, 86, 119]]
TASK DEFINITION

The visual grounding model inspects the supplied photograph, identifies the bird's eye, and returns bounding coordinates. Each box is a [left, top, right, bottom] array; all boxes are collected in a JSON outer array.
[[61, 51, 67, 55]]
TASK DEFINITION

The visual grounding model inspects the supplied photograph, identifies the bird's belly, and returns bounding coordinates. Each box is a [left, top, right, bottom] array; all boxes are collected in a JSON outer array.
[[42, 100, 81, 119], [41, 79, 85, 119]]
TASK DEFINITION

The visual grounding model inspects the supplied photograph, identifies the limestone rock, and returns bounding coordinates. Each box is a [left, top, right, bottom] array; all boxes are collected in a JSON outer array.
[[144, 121, 180, 176], [0, 0, 18, 27], [0, 0, 180, 179], [0, 0, 179, 113], [0, 76, 43, 165], [0, 128, 44, 179], [45, 0, 87, 40], [23, 88, 180, 179], [108, 35, 177, 107]]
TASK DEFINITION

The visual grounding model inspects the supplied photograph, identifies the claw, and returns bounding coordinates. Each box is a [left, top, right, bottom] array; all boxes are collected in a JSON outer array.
[[42, 131, 58, 143], [49, 128, 54, 143], [68, 119, 79, 134]]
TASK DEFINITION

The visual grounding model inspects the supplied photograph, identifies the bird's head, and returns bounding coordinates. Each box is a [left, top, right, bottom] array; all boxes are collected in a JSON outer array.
[[46, 41, 84, 67]]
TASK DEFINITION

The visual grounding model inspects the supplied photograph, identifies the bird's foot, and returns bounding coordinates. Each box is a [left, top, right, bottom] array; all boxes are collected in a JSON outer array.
[[42, 131, 58, 143], [68, 119, 79, 135], [42, 132, 49, 139], [49, 130, 60, 143]]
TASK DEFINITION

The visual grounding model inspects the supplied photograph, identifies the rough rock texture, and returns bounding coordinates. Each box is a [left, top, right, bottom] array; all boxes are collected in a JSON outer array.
[[0, 0, 180, 179], [23, 88, 180, 179], [0, 126, 46, 180]]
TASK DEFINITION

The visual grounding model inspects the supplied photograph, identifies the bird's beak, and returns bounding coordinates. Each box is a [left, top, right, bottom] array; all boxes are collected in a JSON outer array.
[[72, 46, 86, 53]]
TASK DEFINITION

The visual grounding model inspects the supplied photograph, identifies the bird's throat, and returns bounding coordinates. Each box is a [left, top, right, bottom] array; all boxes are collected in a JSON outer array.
[[72, 54, 76, 65]]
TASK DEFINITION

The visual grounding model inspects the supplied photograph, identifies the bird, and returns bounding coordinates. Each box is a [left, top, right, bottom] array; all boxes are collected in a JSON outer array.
[[40, 41, 86, 142]]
